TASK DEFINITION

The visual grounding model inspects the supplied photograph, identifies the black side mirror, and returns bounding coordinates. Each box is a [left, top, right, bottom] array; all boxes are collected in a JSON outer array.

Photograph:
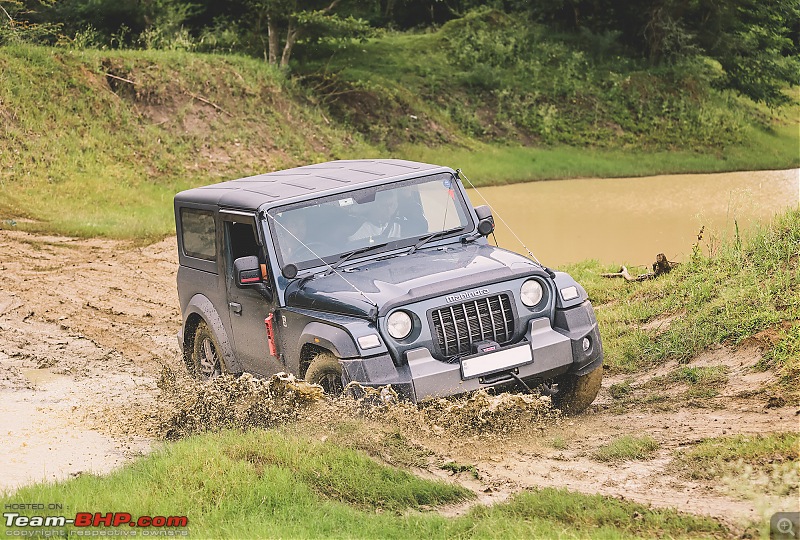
[[474, 205, 495, 237], [234, 256, 273, 301], [234, 256, 262, 288]]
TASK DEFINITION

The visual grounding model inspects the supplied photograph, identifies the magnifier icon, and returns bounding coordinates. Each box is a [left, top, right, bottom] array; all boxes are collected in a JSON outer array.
[[777, 518, 795, 536]]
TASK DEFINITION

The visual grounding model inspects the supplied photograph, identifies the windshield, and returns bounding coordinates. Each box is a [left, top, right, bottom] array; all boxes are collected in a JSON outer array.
[[268, 173, 473, 270]]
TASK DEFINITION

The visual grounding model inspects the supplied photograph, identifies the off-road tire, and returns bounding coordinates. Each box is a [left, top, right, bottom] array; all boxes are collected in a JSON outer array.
[[191, 321, 227, 380], [304, 352, 344, 395], [550, 366, 603, 415]]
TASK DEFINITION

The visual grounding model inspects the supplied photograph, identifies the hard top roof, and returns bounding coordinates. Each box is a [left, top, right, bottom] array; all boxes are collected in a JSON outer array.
[[174, 159, 451, 211]]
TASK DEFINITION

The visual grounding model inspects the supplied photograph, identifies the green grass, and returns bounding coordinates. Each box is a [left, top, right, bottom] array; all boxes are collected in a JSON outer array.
[[550, 436, 569, 450], [398, 123, 800, 186], [672, 433, 799, 497], [668, 366, 729, 385], [608, 381, 633, 399], [298, 13, 800, 158], [0, 45, 371, 238], [594, 435, 661, 462], [0, 429, 726, 539], [440, 462, 480, 479], [563, 209, 800, 401], [759, 325, 800, 397]]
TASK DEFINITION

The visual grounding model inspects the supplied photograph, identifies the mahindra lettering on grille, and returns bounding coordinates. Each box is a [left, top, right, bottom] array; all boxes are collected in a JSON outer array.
[[445, 288, 490, 304], [432, 293, 514, 357]]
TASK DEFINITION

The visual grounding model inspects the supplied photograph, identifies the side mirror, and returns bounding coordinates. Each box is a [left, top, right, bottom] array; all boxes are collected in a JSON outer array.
[[234, 256, 262, 288], [474, 205, 495, 237]]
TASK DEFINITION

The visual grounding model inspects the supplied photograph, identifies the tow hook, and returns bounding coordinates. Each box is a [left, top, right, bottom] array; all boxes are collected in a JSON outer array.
[[509, 372, 534, 394]]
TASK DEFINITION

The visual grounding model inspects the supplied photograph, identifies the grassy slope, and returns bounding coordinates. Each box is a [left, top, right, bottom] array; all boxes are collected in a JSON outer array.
[[564, 209, 800, 402], [0, 46, 372, 238], [0, 430, 725, 539], [295, 16, 800, 177], [0, 39, 798, 238]]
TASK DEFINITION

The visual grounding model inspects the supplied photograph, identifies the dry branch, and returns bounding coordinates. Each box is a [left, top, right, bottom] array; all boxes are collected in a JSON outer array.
[[185, 91, 233, 117], [104, 72, 136, 85], [601, 253, 678, 282]]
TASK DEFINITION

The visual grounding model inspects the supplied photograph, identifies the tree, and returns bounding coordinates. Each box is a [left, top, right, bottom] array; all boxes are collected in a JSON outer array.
[[519, 0, 799, 106], [0, 0, 61, 45], [691, 0, 800, 106], [246, 0, 371, 67]]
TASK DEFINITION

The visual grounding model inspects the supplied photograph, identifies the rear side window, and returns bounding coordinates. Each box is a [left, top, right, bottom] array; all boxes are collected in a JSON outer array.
[[181, 208, 216, 261]]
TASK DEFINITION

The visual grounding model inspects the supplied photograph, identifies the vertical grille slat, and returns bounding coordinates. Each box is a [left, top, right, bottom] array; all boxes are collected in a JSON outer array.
[[486, 297, 498, 338], [432, 310, 448, 356], [473, 300, 485, 341], [462, 303, 473, 344], [449, 306, 462, 352], [432, 294, 514, 358]]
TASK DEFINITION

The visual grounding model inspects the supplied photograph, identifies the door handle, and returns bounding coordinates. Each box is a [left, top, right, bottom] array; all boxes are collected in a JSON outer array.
[[229, 302, 242, 315]]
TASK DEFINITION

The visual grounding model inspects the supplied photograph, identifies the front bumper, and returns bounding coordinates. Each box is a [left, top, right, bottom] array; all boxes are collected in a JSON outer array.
[[341, 308, 602, 402]]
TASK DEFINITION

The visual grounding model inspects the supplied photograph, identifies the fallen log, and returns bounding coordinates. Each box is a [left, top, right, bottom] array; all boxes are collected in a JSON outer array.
[[601, 253, 678, 281]]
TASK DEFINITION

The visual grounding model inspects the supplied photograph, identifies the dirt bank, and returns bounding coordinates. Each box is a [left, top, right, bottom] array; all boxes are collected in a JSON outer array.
[[0, 230, 796, 532]]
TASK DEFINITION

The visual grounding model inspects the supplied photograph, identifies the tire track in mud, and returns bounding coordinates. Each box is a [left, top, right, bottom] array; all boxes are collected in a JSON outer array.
[[0, 230, 796, 534], [0, 232, 178, 490]]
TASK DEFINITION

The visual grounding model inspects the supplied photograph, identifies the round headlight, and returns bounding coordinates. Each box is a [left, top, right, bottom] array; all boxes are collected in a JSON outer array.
[[387, 311, 413, 340], [520, 279, 544, 307]]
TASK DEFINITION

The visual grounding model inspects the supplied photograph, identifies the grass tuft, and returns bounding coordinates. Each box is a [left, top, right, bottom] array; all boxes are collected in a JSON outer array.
[[594, 435, 661, 462], [672, 433, 799, 497]]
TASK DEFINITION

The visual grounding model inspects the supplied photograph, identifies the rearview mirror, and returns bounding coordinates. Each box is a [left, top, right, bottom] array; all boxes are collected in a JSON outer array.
[[234, 256, 262, 288]]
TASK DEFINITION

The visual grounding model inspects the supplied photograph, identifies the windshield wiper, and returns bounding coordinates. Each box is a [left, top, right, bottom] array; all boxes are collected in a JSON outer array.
[[407, 227, 464, 255], [323, 242, 388, 277]]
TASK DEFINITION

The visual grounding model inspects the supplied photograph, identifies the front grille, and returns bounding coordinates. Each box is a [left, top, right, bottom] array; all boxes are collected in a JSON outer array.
[[431, 294, 515, 358]]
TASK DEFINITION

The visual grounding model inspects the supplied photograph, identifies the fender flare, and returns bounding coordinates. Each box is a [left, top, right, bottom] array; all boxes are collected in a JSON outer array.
[[299, 321, 359, 359], [183, 294, 243, 373]]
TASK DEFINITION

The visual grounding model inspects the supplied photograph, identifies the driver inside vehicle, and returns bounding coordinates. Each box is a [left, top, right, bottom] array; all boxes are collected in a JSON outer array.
[[348, 189, 402, 243]]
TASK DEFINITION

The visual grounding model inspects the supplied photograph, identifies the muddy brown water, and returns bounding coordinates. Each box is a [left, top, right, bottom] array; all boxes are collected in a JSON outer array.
[[467, 169, 799, 267]]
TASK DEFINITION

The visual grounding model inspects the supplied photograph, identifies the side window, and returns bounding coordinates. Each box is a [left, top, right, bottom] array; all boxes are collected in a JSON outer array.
[[181, 208, 216, 261], [227, 221, 260, 261]]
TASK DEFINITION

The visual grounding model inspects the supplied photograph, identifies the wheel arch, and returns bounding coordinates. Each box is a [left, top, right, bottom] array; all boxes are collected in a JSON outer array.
[[298, 321, 359, 366], [182, 294, 242, 374]]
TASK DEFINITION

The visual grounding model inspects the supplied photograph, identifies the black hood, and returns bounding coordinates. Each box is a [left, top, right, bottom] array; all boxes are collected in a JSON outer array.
[[284, 244, 544, 319]]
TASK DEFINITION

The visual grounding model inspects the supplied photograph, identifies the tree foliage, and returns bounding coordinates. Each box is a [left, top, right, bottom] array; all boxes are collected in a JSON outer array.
[[244, 0, 372, 67], [1, 0, 796, 105], [0, 0, 61, 45], [522, 0, 800, 106]]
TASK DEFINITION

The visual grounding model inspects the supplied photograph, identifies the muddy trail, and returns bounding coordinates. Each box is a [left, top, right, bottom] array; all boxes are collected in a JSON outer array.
[[0, 230, 797, 533]]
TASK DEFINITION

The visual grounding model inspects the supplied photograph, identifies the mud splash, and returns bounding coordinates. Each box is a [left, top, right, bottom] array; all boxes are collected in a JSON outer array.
[[158, 370, 324, 439], [157, 367, 560, 442]]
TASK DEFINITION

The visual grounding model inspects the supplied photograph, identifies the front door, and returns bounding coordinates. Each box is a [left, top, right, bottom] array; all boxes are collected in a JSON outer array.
[[222, 212, 282, 376]]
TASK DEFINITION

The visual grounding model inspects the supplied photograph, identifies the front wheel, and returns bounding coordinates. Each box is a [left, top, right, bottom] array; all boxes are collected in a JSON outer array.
[[546, 366, 603, 415], [191, 321, 228, 380], [304, 352, 344, 396]]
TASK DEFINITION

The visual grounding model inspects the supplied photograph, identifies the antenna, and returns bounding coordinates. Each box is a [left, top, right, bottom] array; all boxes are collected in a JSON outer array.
[[265, 212, 380, 318], [455, 169, 544, 268]]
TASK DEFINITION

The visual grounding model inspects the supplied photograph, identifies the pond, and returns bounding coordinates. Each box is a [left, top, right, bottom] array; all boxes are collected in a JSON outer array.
[[467, 169, 799, 268]]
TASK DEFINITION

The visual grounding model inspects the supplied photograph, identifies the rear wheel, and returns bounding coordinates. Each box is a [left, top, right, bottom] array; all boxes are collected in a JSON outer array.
[[304, 352, 344, 395], [545, 366, 603, 415], [191, 321, 227, 380]]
